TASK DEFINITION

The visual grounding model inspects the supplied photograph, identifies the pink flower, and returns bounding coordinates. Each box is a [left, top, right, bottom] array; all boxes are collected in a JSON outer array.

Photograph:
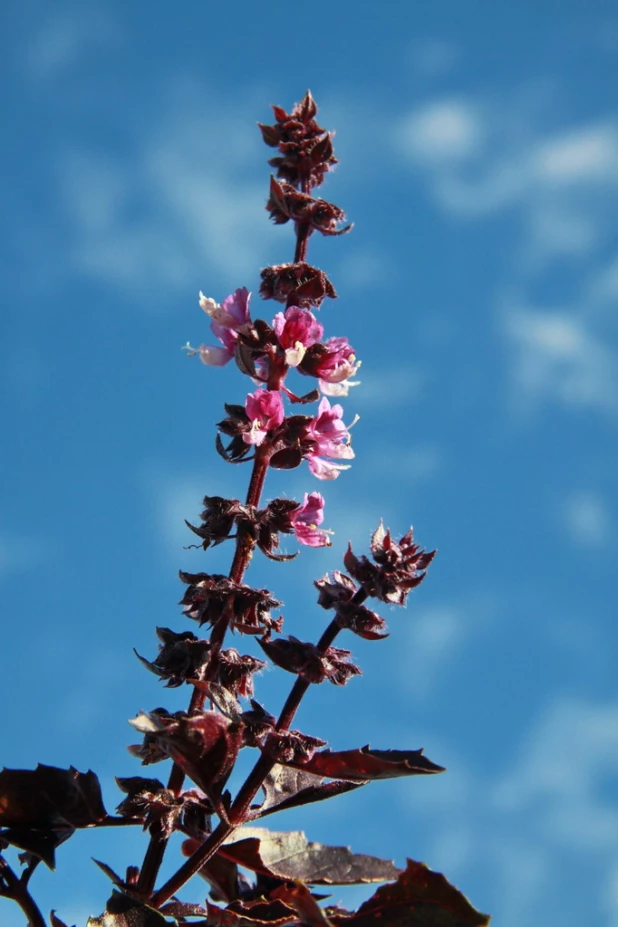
[[298, 335, 360, 396], [290, 492, 332, 547], [315, 336, 360, 396], [304, 397, 356, 480], [272, 306, 324, 367], [244, 389, 285, 445], [186, 288, 252, 366]]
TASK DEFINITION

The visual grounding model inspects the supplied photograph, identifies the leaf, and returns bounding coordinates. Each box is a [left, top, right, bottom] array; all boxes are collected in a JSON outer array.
[[86, 891, 172, 927], [256, 764, 363, 818], [329, 859, 490, 926], [205, 897, 299, 926], [92, 859, 125, 887], [129, 710, 243, 797], [0, 765, 108, 867], [50, 913, 73, 927], [195, 850, 243, 903], [221, 827, 401, 885], [272, 883, 332, 927], [0, 827, 71, 869], [285, 746, 445, 781], [0, 765, 108, 829]]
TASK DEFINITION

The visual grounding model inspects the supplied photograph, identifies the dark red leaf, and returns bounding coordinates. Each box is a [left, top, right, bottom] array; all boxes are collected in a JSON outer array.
[[220, 827, 401, 885], [269, 447, 304, 470], [0, 765, 107, 829], [255, 764, 363, 818], [198, 852, 243, 903], [259, 637, 361, 686], [0, 827, 71, 869], [92, 858, 125, 887], [129, 711, 243, 797], [50, 913, 73, 927], [329, 859, 490, 926], [285, 746, 445, 781], [272, 883, 332, 927]]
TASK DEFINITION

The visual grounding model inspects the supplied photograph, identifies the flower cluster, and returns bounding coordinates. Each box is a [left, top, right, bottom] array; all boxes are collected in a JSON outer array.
[[184, 208, 361, 528], [187, 295, 360, 397]]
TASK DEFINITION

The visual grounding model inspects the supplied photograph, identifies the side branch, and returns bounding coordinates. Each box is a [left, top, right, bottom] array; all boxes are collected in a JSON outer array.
[[0, 856, 47, 927]]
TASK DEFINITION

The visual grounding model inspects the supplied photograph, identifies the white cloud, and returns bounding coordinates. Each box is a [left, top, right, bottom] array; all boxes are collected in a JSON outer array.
[[398, 592, 496, 699], [401, 605, 464, 698], [563, 491, 613, 547], [493, 697, 618, 851], [398, 100, 484, 163], [142, 468, 226, 563], [401, 695, 618, 923], [57, 86, 281, 301], [503, 307, 618, 417], [395, 96, 618, 265], [24, 10, 121, 80], [533, 125, 618, 185]]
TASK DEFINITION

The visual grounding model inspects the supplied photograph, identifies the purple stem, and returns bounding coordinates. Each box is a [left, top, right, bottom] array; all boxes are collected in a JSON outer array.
[[136, 452, 270, 895]]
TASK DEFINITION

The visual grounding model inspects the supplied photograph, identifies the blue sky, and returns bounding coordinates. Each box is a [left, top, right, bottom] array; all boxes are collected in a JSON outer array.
[[2, 1, 617, 924]]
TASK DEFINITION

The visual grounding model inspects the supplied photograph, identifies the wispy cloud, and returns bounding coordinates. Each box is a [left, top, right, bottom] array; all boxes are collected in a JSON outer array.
[[51, 79, 282, 304], [401, 695, 618, 924], [502, 305, 618, 418], [493, 696, 618, 851], [395, 95, 618, 267], [24, 9, 122, 81], [563, 490, 613, 547], [141, 466, 235, 569], [397, 99, 484, 164], [399, 604, 465, 698], [398, 592, 494, 699]]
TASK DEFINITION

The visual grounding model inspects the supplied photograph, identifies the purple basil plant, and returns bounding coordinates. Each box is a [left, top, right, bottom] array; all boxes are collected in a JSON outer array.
[[0, 92, 490, 927]]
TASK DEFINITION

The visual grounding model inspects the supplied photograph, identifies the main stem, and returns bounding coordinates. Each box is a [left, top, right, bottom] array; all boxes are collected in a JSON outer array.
[[137, 452, 269, 896], [146, 169, 316, 904], [151, 615, 342, 907]]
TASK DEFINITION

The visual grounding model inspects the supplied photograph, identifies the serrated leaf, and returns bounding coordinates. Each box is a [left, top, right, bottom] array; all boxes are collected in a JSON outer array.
[[0, 765, 108, 867], [272, 883, 332, 927], [329, 859, 490, 926], [92, 858, 125, 887], [284, 746, 445, 781], [0, 765, 108, 829], [221, 827, 400, 885], [256, 764, 363, 818]]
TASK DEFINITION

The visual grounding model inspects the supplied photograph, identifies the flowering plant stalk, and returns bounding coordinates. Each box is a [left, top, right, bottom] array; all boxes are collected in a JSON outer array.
[[0, 92, 490, 927]]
